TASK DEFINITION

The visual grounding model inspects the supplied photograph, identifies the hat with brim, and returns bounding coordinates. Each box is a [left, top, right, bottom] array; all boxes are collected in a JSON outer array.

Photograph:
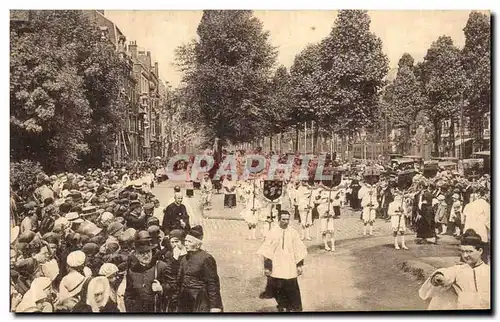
[[65, 212, 84, 224], [11, 226, 20, 245], [130, 200, 141, 207], [107, 222, 124, 236], [77, 220, 103, 237], [61, 272, 87, 300], [135, 243, 156, 252]]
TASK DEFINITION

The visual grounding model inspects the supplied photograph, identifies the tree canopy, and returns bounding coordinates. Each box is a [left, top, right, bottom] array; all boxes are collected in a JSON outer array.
[[175, 10, 277, 159], [10, 10, 128, 172]]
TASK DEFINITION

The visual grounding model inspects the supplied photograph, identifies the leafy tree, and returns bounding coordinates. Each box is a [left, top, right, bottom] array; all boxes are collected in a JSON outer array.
[[79, 34, 129, 169], [289, 42, 323, 152], [461, 11, 491, 150], [384, 53, 424, 153], [10, 160, 44, 199], [10, 11, 92, 173], [10, 10, 129, 172], [175, 10, 277, 162], [418, 36, 466, 156], [261, 65, 293, 152], [319, 10, 389, 140]]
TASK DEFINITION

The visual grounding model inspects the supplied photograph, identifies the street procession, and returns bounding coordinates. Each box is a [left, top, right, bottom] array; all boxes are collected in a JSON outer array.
[[9, 9, 491, 313]]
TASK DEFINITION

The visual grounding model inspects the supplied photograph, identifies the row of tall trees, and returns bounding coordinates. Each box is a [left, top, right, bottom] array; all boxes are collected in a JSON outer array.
[[10, 10, 128, 173], [176, 10, 389, 159], [372, 11, 490, 156], [176, 10, 490, 158]]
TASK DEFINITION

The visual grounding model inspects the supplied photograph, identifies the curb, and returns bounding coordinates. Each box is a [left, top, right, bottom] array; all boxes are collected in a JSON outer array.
[[201, 212, 245, 221], [398, 260, 436, 281], [202, 214, 245, 221]]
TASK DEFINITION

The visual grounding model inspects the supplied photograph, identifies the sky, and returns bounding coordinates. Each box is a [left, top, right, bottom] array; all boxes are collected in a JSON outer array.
[[104, 10, 488, 88]]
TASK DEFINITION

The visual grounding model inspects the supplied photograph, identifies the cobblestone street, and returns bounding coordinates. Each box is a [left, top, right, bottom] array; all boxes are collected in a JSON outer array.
[[153, 180, 427, 312]]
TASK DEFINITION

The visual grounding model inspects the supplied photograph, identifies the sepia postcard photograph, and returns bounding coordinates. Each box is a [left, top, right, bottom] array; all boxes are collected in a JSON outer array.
[[8, 6, 491, 314]]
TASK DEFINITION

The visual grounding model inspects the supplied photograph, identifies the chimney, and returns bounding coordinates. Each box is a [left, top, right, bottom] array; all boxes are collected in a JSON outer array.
[[154, 62, 159, 78], [146, 51, 151, 69], [129, 41, 137, 59]]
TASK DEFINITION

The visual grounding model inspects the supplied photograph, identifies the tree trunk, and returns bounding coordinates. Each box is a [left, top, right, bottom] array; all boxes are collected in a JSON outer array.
[[433, 121, 441, 157], [269, 135, 273, 152], [405, 126, 411, 155], [450, 118, 456, 157], [278, 132, 282, 154], [294, 126, 299, 153], [215, 138, 223, 164], [479, 117, 485, 151], [313, 125, 320, 154]]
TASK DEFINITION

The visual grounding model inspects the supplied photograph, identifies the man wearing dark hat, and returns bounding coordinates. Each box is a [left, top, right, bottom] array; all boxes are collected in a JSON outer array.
[[153, 229, 186, 312], [419, 229, 490, 310], [124, 231, 172, 312], [124, 200, 147, 231], [143, 202, 155, 218], [177, 225, 223, 312]]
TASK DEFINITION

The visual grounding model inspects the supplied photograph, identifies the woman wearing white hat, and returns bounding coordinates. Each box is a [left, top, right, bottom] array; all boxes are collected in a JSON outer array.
[[14, 277, 54, 312], [56, 273, 88, 312]]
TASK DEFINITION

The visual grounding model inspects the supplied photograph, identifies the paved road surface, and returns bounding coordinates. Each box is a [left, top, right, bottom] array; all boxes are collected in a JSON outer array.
[[152, 180, 428, 312]]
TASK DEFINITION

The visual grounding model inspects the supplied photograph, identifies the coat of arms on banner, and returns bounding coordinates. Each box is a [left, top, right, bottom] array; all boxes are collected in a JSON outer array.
[[363, 167, 381, 186], [263, 180, 283, 201], [322, 167, 342, 188]]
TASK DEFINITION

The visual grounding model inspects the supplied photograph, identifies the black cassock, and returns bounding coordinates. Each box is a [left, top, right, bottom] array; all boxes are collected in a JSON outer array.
[[414, 191, 435, 239], [161, 203, 190, 236], [177, 249, 223, 312], [350, 180, 361, 210], [260, 258, 304, 312]]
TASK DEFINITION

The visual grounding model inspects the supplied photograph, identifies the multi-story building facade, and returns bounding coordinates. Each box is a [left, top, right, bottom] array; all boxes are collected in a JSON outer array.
[[128, 45, 165, 160], [158, 80, 170, 158], [440, 111, 490, 158], [84, 10, 141, 163]]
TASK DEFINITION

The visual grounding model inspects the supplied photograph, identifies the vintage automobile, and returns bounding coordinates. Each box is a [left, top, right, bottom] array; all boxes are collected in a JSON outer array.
[[438, 161, 458, 172], [403, 155, 424, 171], [391, 158, 416, 189], [391, 158, 416, 171], [423, 160, 439, 178], [388, 153, 403, 160], [458, 158, 484, 180], [403, 155, 424, 163], [472, 151, 490, 174], [431, 156, 459, 163]]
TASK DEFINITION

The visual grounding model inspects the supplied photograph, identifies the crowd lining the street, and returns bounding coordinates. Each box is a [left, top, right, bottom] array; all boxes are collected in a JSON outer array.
[[9, 149, 491, 312]]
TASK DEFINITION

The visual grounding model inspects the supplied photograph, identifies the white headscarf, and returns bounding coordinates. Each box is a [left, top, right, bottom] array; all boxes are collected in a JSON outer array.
[[86, 277, 111, 312]]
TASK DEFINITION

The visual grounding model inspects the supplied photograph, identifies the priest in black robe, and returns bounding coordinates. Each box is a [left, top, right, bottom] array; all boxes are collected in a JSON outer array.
[[176, 226, 223, 312], [162, 193, 191, 236]]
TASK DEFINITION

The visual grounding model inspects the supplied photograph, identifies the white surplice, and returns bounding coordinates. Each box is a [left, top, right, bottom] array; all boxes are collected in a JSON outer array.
[[257, 226, 307, 279], [419, 263, 490, 310]]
